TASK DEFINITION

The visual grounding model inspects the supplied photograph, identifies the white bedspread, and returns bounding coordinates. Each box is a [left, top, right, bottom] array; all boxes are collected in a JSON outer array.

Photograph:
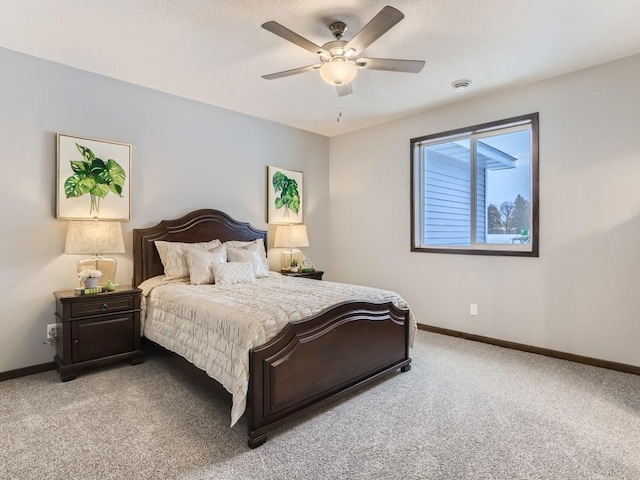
[[139, 273, 416, 426]]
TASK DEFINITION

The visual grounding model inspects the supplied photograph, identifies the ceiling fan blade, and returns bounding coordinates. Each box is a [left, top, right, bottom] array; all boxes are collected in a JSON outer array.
[[344, 6, 404, 54], [262, 21, 330, 56], [336, 84, 353, 97], [262, 64, 320, 80], [358, 58, 425, 73]]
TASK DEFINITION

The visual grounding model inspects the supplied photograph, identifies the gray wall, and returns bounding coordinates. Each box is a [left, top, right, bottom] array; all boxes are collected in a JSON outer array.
[[0, 47, 329, 373], [4, 45, 639, 374], [329, 54, 640, 368]]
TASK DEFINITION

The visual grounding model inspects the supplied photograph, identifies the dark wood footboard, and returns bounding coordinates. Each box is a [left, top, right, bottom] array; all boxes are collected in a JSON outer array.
[[247, 300, 411, 448]]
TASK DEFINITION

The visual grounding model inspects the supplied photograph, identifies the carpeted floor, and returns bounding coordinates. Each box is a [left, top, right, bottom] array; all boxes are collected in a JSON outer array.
[[1, 331, 639, 480]]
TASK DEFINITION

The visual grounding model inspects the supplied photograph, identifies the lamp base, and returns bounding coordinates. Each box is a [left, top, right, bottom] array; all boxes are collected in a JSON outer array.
[[77, 256, 117, 287], [280, 249, 303, 271]]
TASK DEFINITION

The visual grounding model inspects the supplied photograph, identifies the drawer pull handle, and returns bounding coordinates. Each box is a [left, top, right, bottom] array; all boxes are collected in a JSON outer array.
[[74, 339, 79, 344], [101, 304, 109, 312]]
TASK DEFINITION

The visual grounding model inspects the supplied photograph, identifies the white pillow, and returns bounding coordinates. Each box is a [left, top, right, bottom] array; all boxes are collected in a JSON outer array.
[[225, 239, 269, 278], [155, 239, 222, 280], [212, 262, 256, 285], [185, 244, 227, 285]]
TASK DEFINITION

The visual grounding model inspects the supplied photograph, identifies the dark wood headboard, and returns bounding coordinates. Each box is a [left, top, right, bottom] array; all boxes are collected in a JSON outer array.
[[132, 209, 267, 287]]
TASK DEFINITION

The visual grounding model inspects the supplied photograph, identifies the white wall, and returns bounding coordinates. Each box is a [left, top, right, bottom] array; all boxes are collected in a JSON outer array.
[[0, 48, 329, 373], [329, 54, 640, 368]]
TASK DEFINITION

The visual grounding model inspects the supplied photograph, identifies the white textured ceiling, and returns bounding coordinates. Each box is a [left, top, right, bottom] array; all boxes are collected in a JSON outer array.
[[1, 0, 640, 137]]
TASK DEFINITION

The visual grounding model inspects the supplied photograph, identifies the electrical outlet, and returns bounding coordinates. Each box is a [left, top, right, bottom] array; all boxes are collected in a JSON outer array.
[[45, 323, 57, 345], [470, 304, 478, 316]]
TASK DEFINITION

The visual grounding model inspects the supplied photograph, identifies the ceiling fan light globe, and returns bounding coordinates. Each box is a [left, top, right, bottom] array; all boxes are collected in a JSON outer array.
[[319, 59, 358, 86]]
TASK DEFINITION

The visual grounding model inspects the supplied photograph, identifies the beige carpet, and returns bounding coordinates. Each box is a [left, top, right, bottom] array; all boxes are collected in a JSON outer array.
[[1, 331, 639, 479]]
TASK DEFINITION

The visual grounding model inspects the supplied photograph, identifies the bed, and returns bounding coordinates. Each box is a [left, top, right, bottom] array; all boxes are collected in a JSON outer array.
[[133, 209, 414, 448]]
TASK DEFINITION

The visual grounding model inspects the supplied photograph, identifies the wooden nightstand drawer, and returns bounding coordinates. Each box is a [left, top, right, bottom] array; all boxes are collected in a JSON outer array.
[[70, 295, 134, 318]]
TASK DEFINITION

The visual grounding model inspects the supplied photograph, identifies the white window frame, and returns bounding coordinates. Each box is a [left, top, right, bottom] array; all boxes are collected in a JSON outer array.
[[411, 113, 539, 257]]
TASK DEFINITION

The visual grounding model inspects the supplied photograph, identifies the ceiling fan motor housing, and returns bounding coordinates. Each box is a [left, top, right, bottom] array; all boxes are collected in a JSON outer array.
[[321, 40, 348, 58]]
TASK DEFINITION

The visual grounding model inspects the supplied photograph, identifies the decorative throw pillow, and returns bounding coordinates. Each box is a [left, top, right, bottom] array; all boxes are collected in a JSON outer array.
[[212, 262, 256, 285], [226, 244, 269, 278], [155, 239, 222, 280], [224, 239, 269, 278], [226, 247, 252, 263], [185, 244, 227, 285]]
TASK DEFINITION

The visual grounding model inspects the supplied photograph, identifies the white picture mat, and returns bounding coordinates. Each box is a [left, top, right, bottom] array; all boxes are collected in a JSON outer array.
[[57, 134, 131, 220], [267, 166, 303, 224]]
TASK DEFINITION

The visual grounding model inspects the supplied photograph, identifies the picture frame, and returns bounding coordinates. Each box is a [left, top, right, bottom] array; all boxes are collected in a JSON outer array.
[[57, 133, 132, 220], [267, 166, 303, 224]]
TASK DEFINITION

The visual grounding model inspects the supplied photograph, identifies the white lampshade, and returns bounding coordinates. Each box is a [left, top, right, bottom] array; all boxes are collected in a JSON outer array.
[[274, 225, 309, 248], [65, 220, 125, 287], [319, 59, 358, 86], [65, 220, 125, 254]]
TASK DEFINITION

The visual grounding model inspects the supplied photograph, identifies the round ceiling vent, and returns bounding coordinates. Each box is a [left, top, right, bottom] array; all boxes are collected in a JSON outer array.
[[452, 79, 472, 91]]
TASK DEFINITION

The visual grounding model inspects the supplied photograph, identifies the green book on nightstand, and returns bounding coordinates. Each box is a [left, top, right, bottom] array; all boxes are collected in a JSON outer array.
[[74, 287, 106, 295]]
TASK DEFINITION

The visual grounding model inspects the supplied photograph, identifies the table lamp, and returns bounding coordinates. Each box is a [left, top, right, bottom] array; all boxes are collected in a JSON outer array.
[[65, 219, 125, 287], [274, 224, 309, 271]]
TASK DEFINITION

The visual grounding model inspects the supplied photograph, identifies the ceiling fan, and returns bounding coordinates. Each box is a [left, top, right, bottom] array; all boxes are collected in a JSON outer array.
[[261, 6, 425, 97]]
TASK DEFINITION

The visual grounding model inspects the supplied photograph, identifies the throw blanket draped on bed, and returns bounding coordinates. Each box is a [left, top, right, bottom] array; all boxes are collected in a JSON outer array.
[[139, 273, 416, 426]]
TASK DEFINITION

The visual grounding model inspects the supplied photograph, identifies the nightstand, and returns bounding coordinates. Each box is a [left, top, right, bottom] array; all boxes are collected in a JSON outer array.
[[280, 270, 324, 281], [53, 286, 143, 381]]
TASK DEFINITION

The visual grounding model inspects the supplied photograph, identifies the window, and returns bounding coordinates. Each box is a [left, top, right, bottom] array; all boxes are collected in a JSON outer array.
[[411, 113, 538, 256]]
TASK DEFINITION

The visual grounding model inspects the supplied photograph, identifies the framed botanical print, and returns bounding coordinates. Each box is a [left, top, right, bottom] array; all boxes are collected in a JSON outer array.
[[267, 166, 303, 224], [56, 133, 132, 220]]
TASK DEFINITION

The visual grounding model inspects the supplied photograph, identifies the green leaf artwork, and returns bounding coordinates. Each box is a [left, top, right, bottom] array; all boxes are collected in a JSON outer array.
[[64, 143, 126, 215], [272, 171, 300, 218]]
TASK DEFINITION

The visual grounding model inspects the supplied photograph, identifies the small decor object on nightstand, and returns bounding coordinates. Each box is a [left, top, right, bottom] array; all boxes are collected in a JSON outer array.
[[290, 259, 299, 272], [300, 257, 315, 273], [78, 269, 101, 288], [74, 286, 106, 295]]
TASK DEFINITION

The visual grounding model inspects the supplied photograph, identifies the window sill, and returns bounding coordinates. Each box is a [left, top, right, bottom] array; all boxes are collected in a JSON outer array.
[[411, 244, 538, 257]]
